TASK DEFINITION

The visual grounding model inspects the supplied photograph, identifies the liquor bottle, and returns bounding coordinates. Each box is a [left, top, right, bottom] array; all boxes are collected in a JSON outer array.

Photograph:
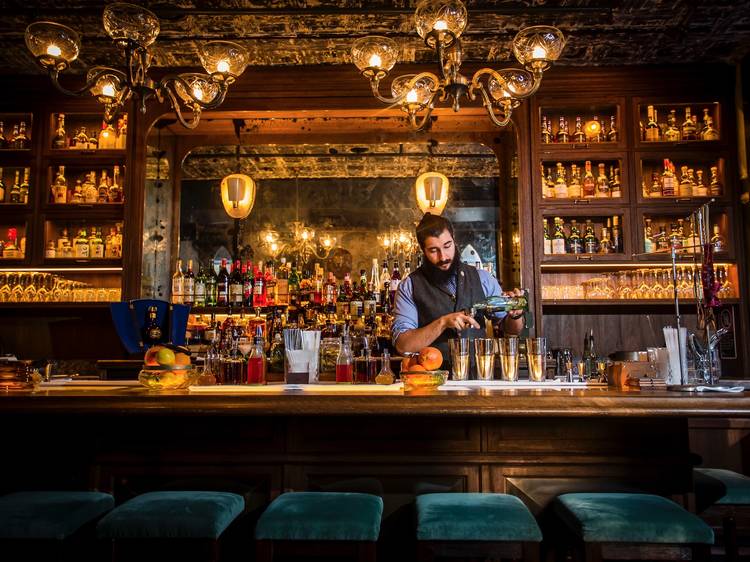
[[15, 121, 29, 150], [583, 220, 599, 254], [20, 167, 29, 204], [350, 270, 365, 317], [582, 161, 596, 198], [545, 167, 555, 199], [389, 261, 402, 305], [657, 226, 670, 251], [216, 258, 230, 306], [541, 115, 552, 144], [551, 217, 566, 255], [595, 163, 610, 197], [590, 116, 603, 142], [74, 127, 89, 150], [143, 306, 163, 346], [172, 258, 184, 304], [194, 263, 206, 307], [554, 162, 568, 198], [0, 167, 5, 202], [265, 261, 277, 305], [645, 105, 660, 141], [205, 261, 218, 306], [709, 166, 722, 196], [711, 225, 726, 253], [9, 170, 21, 203], [543, 220, 551, 255], [336, 328, 354, 383], [109, 165, 122, 203], [9, 125, 18, 149], [99, 120, 117, 149], [644, 219, 655, 253], [73, 228, 90, 258], [288, 261, 299, 305], [556, 116, 569, 143], [82, 172, 98, 203], [370, 258, 381, 304], [701, 108, 719, 140], [252, 262, 266, 307], [182, 259, 195, 306], [681, 107, 697, 141], [661, 159, 676, 197], [695, 169, 708, 197], [115, 115, 127, 150], [649, 170, 662, 198], [606, 115, 618, 142], [0, 122, 6, 149], [247, 325, 267, 384], [572, 116, 586, 143], [599, 227, 613, 254], [668, 223, 683, 250], [583, 329, 597, 379], [468, 291, 529, 316], [612, 216, 623, 253], [664, 110, 680, 142], [610, 166, 621, 198], [678, 165, 693, 197], [98, 170, 110, 203], [687, 169, 698, 197], [568, 220, 583, 254], [53, 114, 67, 149], [71, 180, 83, 203], [568, 164, 582, 198], [3, 228, 20, 258], [57, 227, 70, 254], [686, 220, 700, 254], [229, 259, 244, 306], [89, 227, 104, 258]]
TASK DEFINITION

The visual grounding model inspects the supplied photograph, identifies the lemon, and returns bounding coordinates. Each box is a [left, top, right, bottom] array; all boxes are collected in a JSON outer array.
[[155, 347, 176, 367]]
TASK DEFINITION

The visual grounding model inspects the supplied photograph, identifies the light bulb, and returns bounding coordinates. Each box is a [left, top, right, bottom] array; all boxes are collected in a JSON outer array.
[[46, 44, 62, 57], [368, 53, 382, 68], [532, 45, 548, 59], [301, 231, 309, 241], [192, 85, 204, 101], [101, 82, 116, 98], [216, 60, 230, 73], [383, 238, 391, 247], [271, 242, 279, 252], [433, 20, 448, 31], [322, 238, 331, 248], [406, 89, 419, 104]]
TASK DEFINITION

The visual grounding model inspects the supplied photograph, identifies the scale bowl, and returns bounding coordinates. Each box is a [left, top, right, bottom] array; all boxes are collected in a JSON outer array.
[[138, 367, 199, 390], [400, 370, 448, 391]]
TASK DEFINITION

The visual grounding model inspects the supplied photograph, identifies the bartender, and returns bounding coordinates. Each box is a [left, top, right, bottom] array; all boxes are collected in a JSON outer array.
[[392, 213, 524, 363]]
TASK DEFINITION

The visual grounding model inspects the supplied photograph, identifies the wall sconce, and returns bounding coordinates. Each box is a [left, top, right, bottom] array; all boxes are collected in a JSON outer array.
[[415, 171, 449, 215], [221, 173, 255, 219]]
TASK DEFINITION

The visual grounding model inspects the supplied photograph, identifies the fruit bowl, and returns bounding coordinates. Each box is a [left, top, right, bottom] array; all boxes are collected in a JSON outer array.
[[138, 367, 199, 390], [400, 370, 448, 391]]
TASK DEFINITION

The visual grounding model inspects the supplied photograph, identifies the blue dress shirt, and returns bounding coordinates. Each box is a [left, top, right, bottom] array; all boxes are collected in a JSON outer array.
[[391, 268, 504, 344]]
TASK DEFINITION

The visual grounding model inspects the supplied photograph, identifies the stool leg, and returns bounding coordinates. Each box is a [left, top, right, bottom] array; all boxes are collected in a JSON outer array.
[[522, 541, 540, 562], [357, 541, 377, 562], [583, 543, 603, 562], [692, 543, 711, 562], [255, 540, 273, 562], [417, 542, 435, 562], [724, 515, 739, 562]]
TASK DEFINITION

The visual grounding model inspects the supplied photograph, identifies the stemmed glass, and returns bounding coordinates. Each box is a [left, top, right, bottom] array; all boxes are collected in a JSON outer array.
[[0, 272, 8, 302]]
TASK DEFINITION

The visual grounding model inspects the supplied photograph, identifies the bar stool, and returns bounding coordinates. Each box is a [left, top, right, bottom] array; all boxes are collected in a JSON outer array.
[[553, 492, 714, 562], [415, 492, 542, 562], [255, 492, 383, 562], [0, 491, 114, 561], [694, 467, 750, 562], [96, 491, 245, 562]]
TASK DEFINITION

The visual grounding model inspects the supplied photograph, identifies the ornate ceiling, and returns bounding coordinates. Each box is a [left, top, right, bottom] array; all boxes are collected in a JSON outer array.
[[3, 1, 750, 75]]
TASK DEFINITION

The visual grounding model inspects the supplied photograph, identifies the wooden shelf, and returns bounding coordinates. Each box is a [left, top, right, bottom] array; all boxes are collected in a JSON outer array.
[[42, 258, 122, 267], [43, 149, 126, 160], [42, 204, 124, 219], [0, 302, 112, 309], [542, 298, 740, 307], [190, 305, 288, 315]]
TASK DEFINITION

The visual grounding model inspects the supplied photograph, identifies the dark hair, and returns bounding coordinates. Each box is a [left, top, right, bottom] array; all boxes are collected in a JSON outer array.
[[416, 213, 454, 248]]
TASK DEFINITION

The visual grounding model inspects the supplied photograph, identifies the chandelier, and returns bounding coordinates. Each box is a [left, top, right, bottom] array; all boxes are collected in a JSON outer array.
[[260, 222, 337, 264], [379, 229, 420, 259], [24, 3, 249, 129], [351, 0, 565, 131]]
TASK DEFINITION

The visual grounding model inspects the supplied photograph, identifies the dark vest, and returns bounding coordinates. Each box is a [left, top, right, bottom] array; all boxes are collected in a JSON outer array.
[[409, 262, 487, 369]]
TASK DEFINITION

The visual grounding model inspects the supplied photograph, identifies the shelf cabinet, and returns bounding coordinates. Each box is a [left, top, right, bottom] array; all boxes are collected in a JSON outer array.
[[634, 98, 722, 147]]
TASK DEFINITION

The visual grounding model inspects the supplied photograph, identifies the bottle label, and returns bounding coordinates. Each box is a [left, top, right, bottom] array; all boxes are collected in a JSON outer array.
[[230, 283, 243, 303], [75, 243, 89, 258], [552, 239, 566, 254], [91, 243, 104, 259], [194, 281, 206, 304], [184, 279, 195, 300], [543, 239, 552, 255]]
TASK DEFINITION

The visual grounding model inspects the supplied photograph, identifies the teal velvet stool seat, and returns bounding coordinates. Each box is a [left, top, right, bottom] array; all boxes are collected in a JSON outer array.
[[97, 491, 245, 562], [415, 493, 541, 562], [0, 491, 114, 561], [694, 467, 750, 562], [255, 492, 383, 562], [553, 492, 714, 562]]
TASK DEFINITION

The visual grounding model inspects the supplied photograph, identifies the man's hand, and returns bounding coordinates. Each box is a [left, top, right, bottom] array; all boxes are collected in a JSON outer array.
[[506, 287, 525, 318], [441, 311, 481, 332]]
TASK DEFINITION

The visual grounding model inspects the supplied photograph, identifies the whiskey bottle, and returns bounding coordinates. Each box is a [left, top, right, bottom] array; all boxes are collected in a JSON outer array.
[[572, 116, 586, 143], [661, 159, 676, 197], [551, 217, 566, 255], [51, 165, 67, 203], [82, 172, 98, 203], [172, 258, 185, 304], [612, 216, 623, 253], [644, 219, 655, 253], [20, 167, 29, 204], [9, 170, 21, 203], [664, 110, 680, 142], [545, 167, 555, 199], [700, 108, 719, 141], [607, 115, 618, 142], [599, 227, 613, 254], [678, 165, 693, 197], [554, 162, 568, 198], [657, 226, 670, 251], [583, 221, 599, 254], [649, 170, 662, 198], [709, 166, 722, 196], [0, 122, 7, 149], [543, 220, 551, 255], [109, 165, 122, 203], [687, 168, 699, 197], [144, 306, 163, 345], [53, 114, 67, 149], [98, 120, 115, 150], [695, 169, 708, 197], [568, 220, 583, 254], [668, 223, 683, 250], [711, 225, 726, 253], [568, 164, 582, 198], [15, 122, 29, 150], [556, 116, 569, 143], [115, 115, 127, 150], [0, 167, 5, 202], [184, 259, 196, 306], [541, 115, 552, 144], [89, 227, 104, 258], [681, 107, 697, 141], [71, 180, 84, 203], [582, 161, 596, 198], [75, 127, 89, 150], [4, 228, 20, 259], [595, 163, 610, 197], [610, 166, 621, 198], [590, 116, 604, 142], [645, 105, 660, 141], [98, 171, 110, 203], [73, 228, 90, 258], [686, 220, 700, 254]]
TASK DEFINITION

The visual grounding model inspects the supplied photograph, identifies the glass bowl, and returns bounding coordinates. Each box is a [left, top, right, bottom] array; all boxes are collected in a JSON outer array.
[[138, 366, 199, 390], [401, 370, 448, 391]]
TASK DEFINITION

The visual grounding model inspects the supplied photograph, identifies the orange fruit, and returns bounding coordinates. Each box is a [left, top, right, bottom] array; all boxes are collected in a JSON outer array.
[[174, 352, 191, 366], [144, 345, 162, 367], [418, 347, 443, 370], [408, 363, 427, 372]]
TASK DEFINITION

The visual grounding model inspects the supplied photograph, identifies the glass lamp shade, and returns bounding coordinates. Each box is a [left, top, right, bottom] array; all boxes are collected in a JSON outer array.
[[220, 173, 255, 219], [512, 25, 566, 70], [351, 36, 398, 77], [25, 21, 80, 69], [175, 73, 220, 105], [200, 41, 249, 79], [488, 68, 534, 101], [103, 3, 160, 47], [415, 0, 468, 45], [87, 67, 125, 101], [415, 171, 449, 215], [392, 74, 436, 110]]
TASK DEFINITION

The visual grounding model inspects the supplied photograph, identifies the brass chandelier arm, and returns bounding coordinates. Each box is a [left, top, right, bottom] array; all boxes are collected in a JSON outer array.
[[46, 66, 124, 98], [161, 87, 202, 130], [369, 71, 442, 105], [408, 98, 439, 132], [158, 74, 230, 110], [472, 82, 512, 127]]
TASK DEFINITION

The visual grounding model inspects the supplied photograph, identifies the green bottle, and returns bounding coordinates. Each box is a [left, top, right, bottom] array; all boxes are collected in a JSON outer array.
[[205, 260, 218, 306]]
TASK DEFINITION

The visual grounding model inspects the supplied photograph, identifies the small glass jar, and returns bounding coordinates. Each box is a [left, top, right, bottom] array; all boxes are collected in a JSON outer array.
[[319, 337, 341, 381]]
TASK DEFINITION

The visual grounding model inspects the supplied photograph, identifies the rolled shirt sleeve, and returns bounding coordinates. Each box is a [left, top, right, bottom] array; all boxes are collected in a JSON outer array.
[[391, 276, 419, 344]]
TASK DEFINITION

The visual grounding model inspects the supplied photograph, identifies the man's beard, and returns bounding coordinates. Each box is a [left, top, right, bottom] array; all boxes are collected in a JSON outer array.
[[421, 255, 460, 287]]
